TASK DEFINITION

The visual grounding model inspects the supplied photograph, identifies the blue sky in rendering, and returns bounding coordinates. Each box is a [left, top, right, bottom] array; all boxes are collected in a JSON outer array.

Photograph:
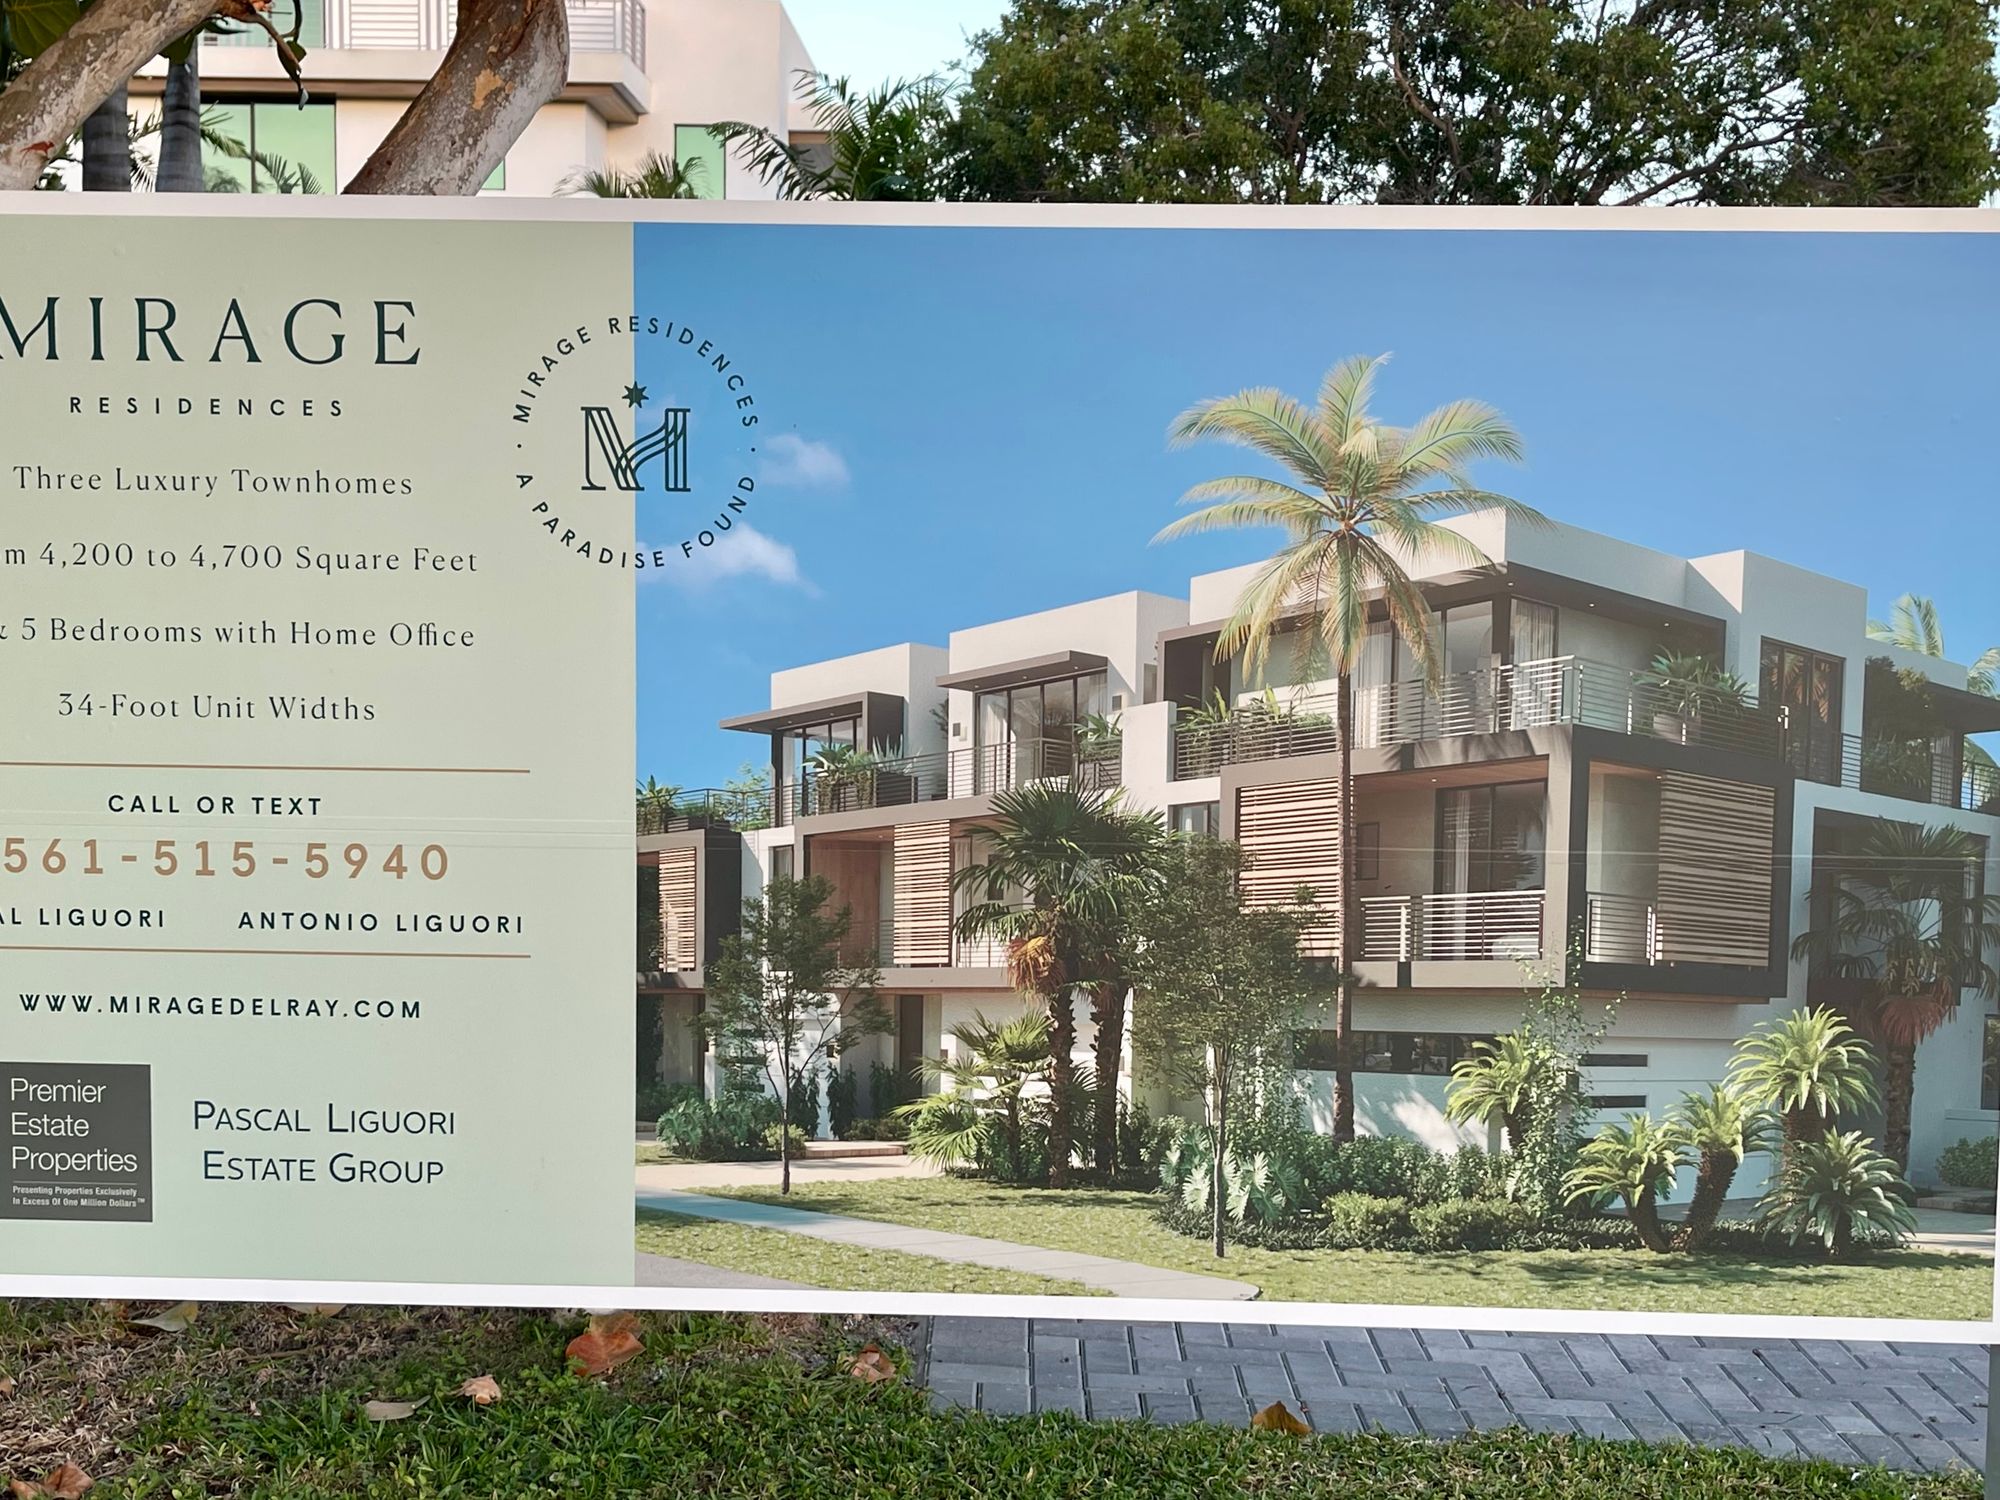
[[631, 224, 1999, 788]]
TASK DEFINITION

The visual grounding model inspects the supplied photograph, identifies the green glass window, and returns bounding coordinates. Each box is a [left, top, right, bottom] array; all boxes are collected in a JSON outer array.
[[483, 158, 507, 192], [210, 0, 324, 48], [203, 101, 334, 193], [674, 124, 726, 199]]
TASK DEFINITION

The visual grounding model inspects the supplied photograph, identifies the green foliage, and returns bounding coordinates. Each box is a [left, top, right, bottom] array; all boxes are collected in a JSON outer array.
[[898, 1091, 989, 1168], [788, 1066, 823, 1137], [1321, 1191, 1413, 1248], [1639, 652, 1751, 725], [1563, 1115, 1688, 1253], [1728, 1007, 1881, 1153], [721, 761, 775, 830], [1318, 1135, 1437, 1201], [561, 150, 707, 198], [0, 0, 80, 58], [637, 1079, 701, 1126], [1446, 1032, 1541, 1145], [828, 1066, 860, 1140], [869, 1059, 911, 1114], [1757, 1130, 1918, 1257], [1409, 1198, 1538, 1253], [1671, 1083, 1774, 1253], [656, 1091, 781, 1161], [899, 1010, 1058, 1181], [842, 1114, 911, 1143], [946, 0, 1998, 207], [718, 70, 958, 201], [1935, 1136, 1997, 1191]]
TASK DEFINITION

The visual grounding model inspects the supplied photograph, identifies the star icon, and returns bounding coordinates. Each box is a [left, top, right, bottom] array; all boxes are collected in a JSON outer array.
[[622, 382, 648, 408]]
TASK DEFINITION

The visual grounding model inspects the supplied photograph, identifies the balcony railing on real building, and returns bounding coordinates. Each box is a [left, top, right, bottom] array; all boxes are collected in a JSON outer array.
[[206, 0, 647, 68]]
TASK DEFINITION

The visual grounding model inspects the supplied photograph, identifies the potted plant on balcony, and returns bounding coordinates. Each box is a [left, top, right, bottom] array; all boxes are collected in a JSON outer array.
[[807, 744, 880, 814], [1639, 652, 1750, 745], [1073, 712, 1123, 791], [1174, 689, 1235, 777], [636, 776, 682, 835]]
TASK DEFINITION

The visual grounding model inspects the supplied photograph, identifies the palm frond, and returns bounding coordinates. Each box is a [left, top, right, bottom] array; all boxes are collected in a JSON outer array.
[[1315, 353, 1387, 446], [1167, 388, 1338, 490]]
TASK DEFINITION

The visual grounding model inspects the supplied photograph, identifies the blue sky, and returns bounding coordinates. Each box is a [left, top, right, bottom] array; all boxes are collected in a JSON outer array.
[[781, 0, 1004, 84], [630, 224, 1999, 789]]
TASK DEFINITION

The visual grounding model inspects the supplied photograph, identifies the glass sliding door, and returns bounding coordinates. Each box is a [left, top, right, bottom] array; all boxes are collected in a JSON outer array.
[[972, 672, 1108, 792], [1432, 781, 1547, 959], [1507, 598, 1563, 727], [1760, 640, 1843, 784]]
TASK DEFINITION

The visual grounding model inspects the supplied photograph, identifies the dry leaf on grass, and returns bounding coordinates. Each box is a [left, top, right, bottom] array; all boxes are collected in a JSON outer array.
[[9, 1465, 96, 1500], [565, 1314, 643, 1378], [1251, 1400, 1311, 1436], [0, 1375, 14, 1398], [458, 1375, 502, 1406], [361, 1397, 426, 1422], [847, 1344, 897, 1384], [7, 1479, 39, 1499], [128, 1302, 198, 1334], [282, 1303, 348, 1316]]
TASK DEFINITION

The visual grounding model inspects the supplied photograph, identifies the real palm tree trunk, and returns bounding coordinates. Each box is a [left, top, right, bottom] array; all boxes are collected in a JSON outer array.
[[1332, 671, 1358, 1144], [81, 83, 130, 191], [1090, 977, 1125, 1176], [1046, 985, 1073, 1188], [1881, 1039, 1916, 1175], [156, 49, 202, 193]]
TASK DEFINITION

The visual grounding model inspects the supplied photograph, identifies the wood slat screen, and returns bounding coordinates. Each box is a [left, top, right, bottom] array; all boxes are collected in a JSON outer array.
[[657, 847, 698, 972], [1236, 778, 1342, 958], [893, 821, 953, 967], [1656, 769, 1776, 968]]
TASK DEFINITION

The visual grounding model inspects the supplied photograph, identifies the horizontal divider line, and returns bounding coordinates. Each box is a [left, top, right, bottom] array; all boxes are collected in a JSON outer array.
[[0, 944, 531, 960], [0, 762, 532, 775]]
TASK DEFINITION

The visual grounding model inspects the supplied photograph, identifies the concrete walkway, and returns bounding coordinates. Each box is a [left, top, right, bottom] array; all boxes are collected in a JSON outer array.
[[633, 1250, 809, 1290], [635, 1156, 943, 1192], [634, 1188, 1258, 1300], [919, 1317, 1990, 1474]]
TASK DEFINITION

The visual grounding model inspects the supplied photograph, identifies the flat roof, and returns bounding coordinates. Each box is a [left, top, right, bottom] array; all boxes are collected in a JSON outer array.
[[719, 689, 899, 736], [937, 650, 1109, 694]]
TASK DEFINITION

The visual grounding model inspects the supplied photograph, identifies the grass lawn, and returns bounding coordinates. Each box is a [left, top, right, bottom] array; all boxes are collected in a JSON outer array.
[[634, 1208, 1092, 1296], [707, 1180, 1993, 1320], [0, 1300, 1978, 1499]]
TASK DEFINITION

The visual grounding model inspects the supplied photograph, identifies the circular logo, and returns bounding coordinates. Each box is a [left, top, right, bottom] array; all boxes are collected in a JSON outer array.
[[506, 313, 767, 571]]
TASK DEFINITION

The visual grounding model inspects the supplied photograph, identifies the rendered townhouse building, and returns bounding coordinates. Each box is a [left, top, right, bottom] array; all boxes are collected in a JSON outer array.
[[128, 0, 817, 197], [641, 511, 2000, 1191]]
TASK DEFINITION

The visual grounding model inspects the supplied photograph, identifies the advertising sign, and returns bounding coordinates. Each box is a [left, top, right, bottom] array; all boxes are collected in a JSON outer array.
[[3, 201, 1996, 1351]]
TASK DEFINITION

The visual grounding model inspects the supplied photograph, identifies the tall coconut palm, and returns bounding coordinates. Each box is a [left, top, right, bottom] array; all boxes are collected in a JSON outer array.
[[952, 783, 1165, 1187], [155, 47, 202, 192], [79, 83, 130, 190], [1790, 820, 2000, 1172], [1727, 1006, 1880, 1175], [1867, 592, 1998, 784], [1158, 352, 1541, 1142]]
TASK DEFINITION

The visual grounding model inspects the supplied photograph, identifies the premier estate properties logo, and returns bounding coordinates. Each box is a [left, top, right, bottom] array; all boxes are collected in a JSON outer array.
[[508, 314, 765, 570]]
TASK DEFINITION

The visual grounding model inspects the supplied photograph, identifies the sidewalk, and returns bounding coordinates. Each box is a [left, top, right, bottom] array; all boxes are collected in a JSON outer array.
[[635, 1187, 1258, 1300], [917, 1317, 1990, 1474]]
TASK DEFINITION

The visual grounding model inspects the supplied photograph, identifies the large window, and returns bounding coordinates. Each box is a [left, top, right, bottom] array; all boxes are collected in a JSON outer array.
[[779, 717, 858, 790], [1436, 781, 1547, 894], [973, 672, 1107, 787], [1295, 1030, 1494, 1075], [674, 125, 727, 199], [1761, 639, 1843, 785], [1170, 801, 1219, 837], [205, 101, 335, 193]]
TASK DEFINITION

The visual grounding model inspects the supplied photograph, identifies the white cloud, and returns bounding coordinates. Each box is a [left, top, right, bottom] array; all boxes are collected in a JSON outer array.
[[757, 433, 850, 489], [642, 524, 817, 595]]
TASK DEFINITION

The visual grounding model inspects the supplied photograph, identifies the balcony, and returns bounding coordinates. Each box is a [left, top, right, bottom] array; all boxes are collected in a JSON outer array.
[[184, 0, 648, 121], [636, 787, 764, 836], [776, 737, 1121, 826], [1172, 655, 1789, 779], [1356, 889, 1545, 963], [843, 918, 1011, 970], [1833, 734, 2000, 815], [1583, 891, 1661, 965]]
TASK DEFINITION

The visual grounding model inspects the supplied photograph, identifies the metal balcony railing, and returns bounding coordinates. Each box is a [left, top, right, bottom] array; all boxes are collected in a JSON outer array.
[[1354, 889, 1545, 962], [1170, 655, 1794, 778], [1836, 734, 2000, 814], [780, 737, 1122, 823], [636, 787, 760, 835], [207, 0, 646, 68], [1584, 891, 1661, 965], [849, 917, 1011, 969]]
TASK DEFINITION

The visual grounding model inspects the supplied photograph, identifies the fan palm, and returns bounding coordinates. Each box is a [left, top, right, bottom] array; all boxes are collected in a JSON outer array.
[[1670, 1083, 1772, 1252], [899, 1010, 1052, 1177], [560, 151, 707, 199], [952, 783, 1166, 1187], [635, 776, 681, 831], [1158, 353, 1541, 1142], [1790, 820, 2000, 1172], [1444, 1031, 1543, 1150], [1563, 1114, 1688, 1253], [1726, 1007, 1880, 1173], [716, 72, 954, 201], [1867, 593, 1998, 785]]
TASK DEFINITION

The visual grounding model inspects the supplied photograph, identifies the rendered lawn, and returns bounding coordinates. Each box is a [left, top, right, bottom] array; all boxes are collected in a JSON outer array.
[[0, 1301, 1980, 1499], [706, 1179, 1994, 1320], [634, 1207, 1092, 1295]]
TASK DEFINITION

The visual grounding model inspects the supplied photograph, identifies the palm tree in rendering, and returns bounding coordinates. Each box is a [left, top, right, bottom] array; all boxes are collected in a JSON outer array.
[[1157, 353, 1542, 1142], [1789, 819, 2000, 1173], [952, 783, 1166, 1187], [1867, 592, 1998, 783]]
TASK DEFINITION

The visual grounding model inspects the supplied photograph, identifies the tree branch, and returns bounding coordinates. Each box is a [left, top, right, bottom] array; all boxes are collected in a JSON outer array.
[[0, 0, 227, 191], [344, 0, 568, 194]]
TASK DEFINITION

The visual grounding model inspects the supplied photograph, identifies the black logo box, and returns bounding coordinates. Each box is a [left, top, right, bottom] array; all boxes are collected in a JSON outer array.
[[1, 1060, 152, 1222]]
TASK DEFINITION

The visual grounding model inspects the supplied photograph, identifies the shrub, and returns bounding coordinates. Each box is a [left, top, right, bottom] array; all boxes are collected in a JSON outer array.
[[844, 1114, 911, 1142], [1936, 1136, 1998, 1191], [636, 1081, 701, 1124], [1757, 1130, 1917, 1257], [1322, 1136, 1436, 1200], [764, 1122, 809, 1158], [1415, 1144, 1510, 1204], [828, 1067, 860, 1140], [656, 1090, 781, 1161], [1321, 1192, 1412, 1248], [1409, 1198, 1536, 1252]]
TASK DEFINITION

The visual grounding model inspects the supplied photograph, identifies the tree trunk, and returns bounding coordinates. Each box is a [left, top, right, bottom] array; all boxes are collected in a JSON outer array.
[[779, 1089, 791, 1195], [1211, 1070, 1227, 1260], [1674, 1150, 1738, 1253], [0, 0, 226, 192], [344, 0, 567, 194], [1629, 1187, 1671, 1254], [156, 49, 202, 192], [1881, 1039, 1915, 1175], [1332, 671, 1357, 1144], [1046, 986, 1073, 1188], [80, 83, 130, 191], [1090, 976, 1125, 1177]]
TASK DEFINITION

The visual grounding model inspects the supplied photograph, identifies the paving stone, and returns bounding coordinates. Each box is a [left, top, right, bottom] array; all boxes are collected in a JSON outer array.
[[929, 1360, 1036, 1386], [1035, 1389, 1088, 1418], [1141, 1394, 1200, 1424], [1086, 1389, 1143, 1421], [978, 1383, 1034, 1416]]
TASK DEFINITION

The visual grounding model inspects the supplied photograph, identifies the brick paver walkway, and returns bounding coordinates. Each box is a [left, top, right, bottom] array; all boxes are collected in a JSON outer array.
[[920, 1317, 1991, 1474]]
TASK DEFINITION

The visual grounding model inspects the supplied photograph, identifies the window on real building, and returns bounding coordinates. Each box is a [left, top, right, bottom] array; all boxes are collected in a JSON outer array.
[[209, 0, 324, 48], [674, 125, 727, 199], [204, 100, 335, 193], [1170, 801, 1220, 837]]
